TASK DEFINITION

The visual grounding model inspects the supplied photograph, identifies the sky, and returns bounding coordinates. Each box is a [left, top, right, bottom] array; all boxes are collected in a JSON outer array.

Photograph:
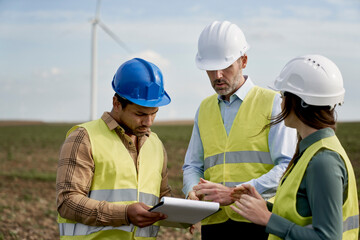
[[0, 0, 359, 123]]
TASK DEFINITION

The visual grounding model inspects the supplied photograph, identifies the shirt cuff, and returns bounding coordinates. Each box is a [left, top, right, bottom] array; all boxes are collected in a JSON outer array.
[[111, 204, 130, 226], [266, 213, 294, 238]]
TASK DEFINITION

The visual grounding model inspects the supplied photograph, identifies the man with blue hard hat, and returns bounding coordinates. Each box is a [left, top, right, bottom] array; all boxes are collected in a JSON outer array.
[[56, 58, 172, 239]]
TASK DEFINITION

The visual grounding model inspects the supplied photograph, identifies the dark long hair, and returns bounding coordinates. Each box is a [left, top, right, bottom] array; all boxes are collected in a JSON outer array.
[[266, 92, 337, 175]]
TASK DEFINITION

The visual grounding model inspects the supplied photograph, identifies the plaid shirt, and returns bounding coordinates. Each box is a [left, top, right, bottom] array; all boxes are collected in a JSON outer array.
[[56, 112, 172, 226]]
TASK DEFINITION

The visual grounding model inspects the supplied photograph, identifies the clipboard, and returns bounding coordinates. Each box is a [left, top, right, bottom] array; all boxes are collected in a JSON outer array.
[[149, 197, 220, 228]]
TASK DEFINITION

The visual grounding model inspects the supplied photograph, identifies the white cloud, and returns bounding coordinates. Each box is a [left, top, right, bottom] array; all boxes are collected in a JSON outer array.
[[0, 0, 359, 122], [250, 7, 282, 18], [188, 4, 202, 13], [284, 6, 332, 20], [128, 50, 170, 68], [323, 0, 359, 5], [33, 67, 62, 79], [50, 67, 61, 75], [337, 9, 360, 21], [1, 9, 90, 22]]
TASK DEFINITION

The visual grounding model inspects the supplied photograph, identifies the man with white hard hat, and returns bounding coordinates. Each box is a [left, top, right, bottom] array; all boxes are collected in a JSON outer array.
[[182, 20, 297, 239]]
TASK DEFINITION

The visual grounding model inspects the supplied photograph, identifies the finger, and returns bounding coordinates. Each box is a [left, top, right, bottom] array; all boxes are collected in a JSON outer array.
[[197, 189, 220, 202], [237, 198, 249, 207], [231, 188, 248, 197], [231, 188, 242, 195], [231, 203, 252, 221], [233, 185, 246, 192], [230, 203, 244, 216], [231, 192, 246, 202], [188, 191, 199, 200], [230, 192, 241, 199], [143, 212, 167, 224], [240, 184, 253, 192], [199, 178, 208, 184], [141, 204, 151, 211], [239, 193, 250, 201], [249, 185, 262, 199], [195, 192, 204, 200], [192, 183, 201, 191], [143, 210, 163, 218], [194, 182, 213, 190], [195, 188, 214, 196], [193, 183, 209, 191], [137, 218, 162, 228], [189, 225, 195, 234], [238, 195, 253, 208]]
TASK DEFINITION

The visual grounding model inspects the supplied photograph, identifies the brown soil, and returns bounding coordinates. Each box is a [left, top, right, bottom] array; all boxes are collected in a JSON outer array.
[[0, 173, 200, 240], [0, 122, 200, 239]]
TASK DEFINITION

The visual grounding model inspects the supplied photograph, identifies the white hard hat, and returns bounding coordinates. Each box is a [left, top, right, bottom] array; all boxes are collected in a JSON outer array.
[[271, 55, 345, 107], [195, 20, 250, 71]]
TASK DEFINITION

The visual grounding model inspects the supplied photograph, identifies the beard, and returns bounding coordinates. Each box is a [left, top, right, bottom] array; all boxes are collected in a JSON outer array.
[[133, 126, 150, 137], [122, 124, 150, 137], [212, 78, 240, 96]]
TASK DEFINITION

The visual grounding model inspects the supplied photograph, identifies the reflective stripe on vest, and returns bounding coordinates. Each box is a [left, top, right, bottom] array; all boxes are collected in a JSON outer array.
[[343, 215, 360, 232], [204, 151, 273, 170], [58, 119, 164, 239], [58, 223, 159, 238], [304, 214, 359, 232], [59, 223, 134, 236], [269, 135, 359, 240], [88, 189, 158, 206], [198, 86, 276, 225]]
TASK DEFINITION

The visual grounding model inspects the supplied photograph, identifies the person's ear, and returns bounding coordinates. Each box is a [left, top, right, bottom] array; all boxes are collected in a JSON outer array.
[[113, 96, 122, 112], [241, 54, 248, 69]]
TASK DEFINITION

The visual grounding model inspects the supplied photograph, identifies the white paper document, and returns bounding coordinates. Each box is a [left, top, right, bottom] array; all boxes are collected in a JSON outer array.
[[149, 197, 220, 228]]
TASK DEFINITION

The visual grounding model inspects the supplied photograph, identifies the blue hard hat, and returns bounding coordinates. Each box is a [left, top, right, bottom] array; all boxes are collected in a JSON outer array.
[[112, 58, 171, 107]]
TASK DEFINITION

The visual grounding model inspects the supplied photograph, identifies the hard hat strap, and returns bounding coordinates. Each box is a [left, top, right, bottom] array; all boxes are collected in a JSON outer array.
[[300, 99, 309, 109]]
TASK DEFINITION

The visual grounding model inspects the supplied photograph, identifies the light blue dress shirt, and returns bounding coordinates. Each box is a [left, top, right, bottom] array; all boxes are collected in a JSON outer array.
[[182, 77, 297, 199]]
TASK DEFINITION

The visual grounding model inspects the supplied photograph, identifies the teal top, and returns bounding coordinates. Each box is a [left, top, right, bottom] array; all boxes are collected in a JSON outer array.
[[266, 128, 348, 239]]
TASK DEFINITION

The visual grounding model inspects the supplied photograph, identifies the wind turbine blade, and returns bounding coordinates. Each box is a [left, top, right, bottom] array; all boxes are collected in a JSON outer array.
[[98, 21, 132, 54], [95, 0, 102, 19]]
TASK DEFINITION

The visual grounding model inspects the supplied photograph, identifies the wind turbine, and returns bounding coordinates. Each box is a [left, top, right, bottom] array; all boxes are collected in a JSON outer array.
[[90, 0, 132, 121]]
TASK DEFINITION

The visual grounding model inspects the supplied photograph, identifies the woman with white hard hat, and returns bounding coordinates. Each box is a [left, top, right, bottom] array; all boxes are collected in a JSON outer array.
[[230, 55, 359, 239]]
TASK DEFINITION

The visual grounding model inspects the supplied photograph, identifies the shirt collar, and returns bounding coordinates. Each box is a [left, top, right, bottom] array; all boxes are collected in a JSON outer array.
[[217, 75, 254, 103], [101, 112, 121, 131], [298, 127, 335, 154]]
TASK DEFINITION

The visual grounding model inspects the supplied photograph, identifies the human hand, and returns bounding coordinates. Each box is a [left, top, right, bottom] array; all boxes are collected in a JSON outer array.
[[192, 178, 234, 206], [230, 184, 250, 201], [229, 184, 271, 226], [127, 202, 167, 228], [189, 222, 201, 235], [187, 190, 200, 200]]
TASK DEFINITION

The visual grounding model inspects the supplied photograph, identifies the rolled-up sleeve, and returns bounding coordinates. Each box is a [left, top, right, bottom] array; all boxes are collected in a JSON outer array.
[[56, 128, 129, 226]]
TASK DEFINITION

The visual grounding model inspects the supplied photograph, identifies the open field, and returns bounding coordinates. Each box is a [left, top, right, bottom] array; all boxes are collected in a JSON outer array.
[[0, 121, 359, 239]]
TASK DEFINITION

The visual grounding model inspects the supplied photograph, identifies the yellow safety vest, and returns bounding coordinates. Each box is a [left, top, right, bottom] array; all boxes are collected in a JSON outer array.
[[269, 135, 359, 240], [198, 86, 276, 225], [57, 119, 164, 240]]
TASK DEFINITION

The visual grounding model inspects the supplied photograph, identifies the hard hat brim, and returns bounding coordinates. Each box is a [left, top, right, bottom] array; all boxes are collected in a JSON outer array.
[[120, 91, 171, 108], [268, 83, 345, 107], [195, 54, 236, 71]]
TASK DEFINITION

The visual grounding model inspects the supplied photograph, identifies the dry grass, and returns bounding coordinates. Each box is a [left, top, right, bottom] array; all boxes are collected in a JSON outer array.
[[0, 122, 198, 239], [0, 121, 359, 239]]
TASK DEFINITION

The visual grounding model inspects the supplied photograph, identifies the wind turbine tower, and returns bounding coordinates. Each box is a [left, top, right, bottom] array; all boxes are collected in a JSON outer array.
[[90, 0, 100, 121], [89, 0, 132, 121]]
